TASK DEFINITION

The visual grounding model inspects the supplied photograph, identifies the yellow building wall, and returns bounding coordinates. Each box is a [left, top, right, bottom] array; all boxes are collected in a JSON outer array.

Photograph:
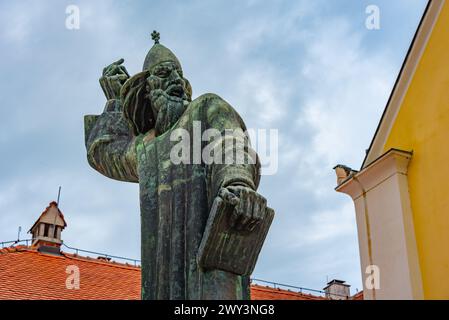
[[383, 1, 449, 299]]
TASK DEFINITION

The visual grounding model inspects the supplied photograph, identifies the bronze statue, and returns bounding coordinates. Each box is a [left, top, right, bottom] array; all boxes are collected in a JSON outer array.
[[84, 31, 274, 300]]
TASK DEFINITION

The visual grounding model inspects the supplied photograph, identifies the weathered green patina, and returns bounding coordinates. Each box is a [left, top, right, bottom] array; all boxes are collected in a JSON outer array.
[[84, 32, 274, 300]]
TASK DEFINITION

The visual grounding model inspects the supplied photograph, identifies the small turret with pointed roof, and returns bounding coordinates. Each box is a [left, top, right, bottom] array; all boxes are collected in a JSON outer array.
[[28, 201, 67, 254]]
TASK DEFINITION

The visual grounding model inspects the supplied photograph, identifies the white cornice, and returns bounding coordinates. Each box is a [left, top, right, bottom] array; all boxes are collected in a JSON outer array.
[[337, 149, 412, 199]]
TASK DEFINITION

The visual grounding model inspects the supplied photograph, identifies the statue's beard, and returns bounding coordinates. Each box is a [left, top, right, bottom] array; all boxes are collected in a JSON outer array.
[[150, 89, 188, 136]]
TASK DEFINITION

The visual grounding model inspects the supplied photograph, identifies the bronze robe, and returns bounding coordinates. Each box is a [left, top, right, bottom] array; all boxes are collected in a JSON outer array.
[[85, 93, 260, 299]]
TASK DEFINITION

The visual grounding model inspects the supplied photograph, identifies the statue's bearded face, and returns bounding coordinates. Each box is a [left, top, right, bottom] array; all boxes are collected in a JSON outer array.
[[146, 61, 191, 135]]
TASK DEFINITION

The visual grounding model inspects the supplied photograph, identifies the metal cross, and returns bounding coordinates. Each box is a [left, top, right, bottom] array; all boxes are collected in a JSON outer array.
[[151, 30, 160, 44]]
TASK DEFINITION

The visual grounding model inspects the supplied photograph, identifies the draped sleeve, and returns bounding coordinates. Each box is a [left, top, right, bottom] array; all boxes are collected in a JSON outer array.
[[201, 94, 261, 202], [84, 99, 139, 183]]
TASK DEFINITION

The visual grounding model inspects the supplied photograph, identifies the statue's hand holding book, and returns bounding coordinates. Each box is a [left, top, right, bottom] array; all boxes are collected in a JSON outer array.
[[197, 186, 275, 276], [219, 186, 268, 233]]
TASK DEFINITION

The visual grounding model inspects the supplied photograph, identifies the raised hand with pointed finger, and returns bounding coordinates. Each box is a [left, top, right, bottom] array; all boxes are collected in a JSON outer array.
[[99, 58, 130, 100]]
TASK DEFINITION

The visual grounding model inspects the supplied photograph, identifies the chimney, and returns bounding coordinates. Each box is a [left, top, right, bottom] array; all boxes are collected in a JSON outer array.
[[28, 201, 67, 255], [324, 279, 350, 300]]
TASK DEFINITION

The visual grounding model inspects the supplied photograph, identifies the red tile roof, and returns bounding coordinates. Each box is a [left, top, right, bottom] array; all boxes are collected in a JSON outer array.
[[0, 246, 333, 300], [251, 285, 327, 300], [0, 246, 140, 300], [352, 291, 364, 300]]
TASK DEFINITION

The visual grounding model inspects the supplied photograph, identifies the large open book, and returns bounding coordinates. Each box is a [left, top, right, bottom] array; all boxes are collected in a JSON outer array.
[[197, 196, 275, 276]]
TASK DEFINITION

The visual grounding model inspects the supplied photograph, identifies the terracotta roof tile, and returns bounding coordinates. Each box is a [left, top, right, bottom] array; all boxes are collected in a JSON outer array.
[[0, 246, 140, 300], [351, 291, 364, 300], [250, 285, 327, 300], [0, 246, 329, 300]]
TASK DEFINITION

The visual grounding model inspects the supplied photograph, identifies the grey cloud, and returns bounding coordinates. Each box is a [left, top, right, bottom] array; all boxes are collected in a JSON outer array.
[[0, 0, 427, 293]]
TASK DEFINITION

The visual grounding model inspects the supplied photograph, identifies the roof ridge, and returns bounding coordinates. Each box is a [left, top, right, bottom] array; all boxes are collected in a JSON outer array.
[[0, 246, 140, 271], [0, 245, 30, 254], [61, 252, 141, 270], [251, 284, 326, 299]]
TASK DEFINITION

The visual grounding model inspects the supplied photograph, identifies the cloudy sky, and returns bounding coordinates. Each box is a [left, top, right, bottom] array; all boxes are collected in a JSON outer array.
[[0, 0, 428, 294]]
